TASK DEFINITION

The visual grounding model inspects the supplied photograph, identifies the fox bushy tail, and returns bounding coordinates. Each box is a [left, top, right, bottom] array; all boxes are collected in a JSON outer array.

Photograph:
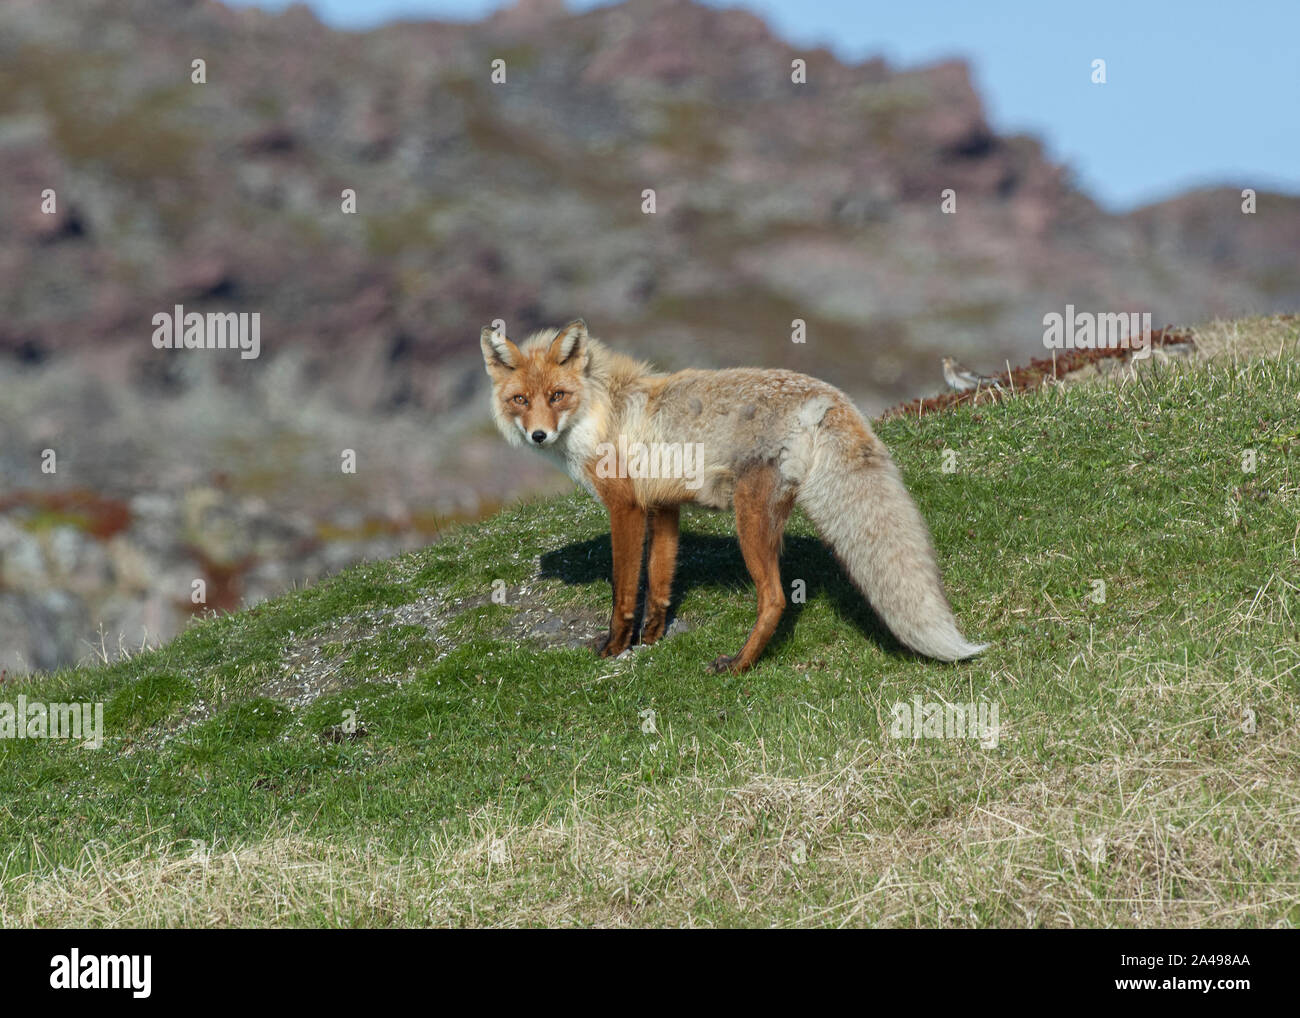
[[796, 414, 987, 662]]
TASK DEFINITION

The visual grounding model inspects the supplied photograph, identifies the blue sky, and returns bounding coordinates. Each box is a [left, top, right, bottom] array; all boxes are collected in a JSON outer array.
[[225, 0, 1300, 211]]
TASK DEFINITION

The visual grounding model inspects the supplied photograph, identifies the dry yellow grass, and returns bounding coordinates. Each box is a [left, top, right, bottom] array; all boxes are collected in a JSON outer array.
[[1187, 315, 1300, 364], [8, 696, 1297, 928]]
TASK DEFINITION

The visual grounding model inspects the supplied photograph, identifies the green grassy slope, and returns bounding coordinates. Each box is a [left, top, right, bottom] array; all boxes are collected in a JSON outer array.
[[3, 331, 1299, 927]]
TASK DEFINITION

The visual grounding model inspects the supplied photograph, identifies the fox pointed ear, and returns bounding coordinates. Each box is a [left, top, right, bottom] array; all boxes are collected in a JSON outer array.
[[480, 325, 521, 376], [547, 319, 589, 369]]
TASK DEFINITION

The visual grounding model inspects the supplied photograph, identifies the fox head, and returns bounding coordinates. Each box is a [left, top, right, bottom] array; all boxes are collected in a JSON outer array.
[[480, 319, 590, 448]]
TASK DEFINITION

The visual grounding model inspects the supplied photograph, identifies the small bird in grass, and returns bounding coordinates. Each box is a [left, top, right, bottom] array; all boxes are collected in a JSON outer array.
[[941, 356, 1005, 393]]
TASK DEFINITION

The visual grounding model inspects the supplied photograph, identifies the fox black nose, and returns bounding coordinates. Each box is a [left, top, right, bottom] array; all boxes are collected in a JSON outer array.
[[531, 430, 547, 444]]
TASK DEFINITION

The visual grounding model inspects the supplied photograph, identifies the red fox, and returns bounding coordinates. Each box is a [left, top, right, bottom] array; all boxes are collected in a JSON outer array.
[[481, 319, 987, 674]]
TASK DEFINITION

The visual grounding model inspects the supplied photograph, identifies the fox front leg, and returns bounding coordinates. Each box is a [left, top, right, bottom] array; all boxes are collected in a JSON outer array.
[[639, 506, 680, 646], [595, 501, 647, 658]]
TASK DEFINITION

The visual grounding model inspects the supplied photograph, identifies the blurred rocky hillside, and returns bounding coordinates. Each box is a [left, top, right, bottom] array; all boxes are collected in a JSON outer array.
[[2, 0, 1298, 672]]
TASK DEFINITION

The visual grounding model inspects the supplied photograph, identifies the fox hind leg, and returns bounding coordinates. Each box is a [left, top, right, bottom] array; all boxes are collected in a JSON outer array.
[[708, 468, 794, 675]]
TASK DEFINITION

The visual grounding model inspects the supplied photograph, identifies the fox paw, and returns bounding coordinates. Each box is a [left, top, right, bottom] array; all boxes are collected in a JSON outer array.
[[639, 618, 666, 646], [594, 631, 633, 658], [706, 654, 738, 675]]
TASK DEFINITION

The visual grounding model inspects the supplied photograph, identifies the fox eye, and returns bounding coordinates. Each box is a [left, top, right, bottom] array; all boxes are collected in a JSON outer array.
[[511, 394, 528, 406], [550, 391, 566, 404]]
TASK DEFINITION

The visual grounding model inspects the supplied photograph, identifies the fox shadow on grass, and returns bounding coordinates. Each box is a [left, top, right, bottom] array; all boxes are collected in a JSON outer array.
[[538, 529, 911, 662]]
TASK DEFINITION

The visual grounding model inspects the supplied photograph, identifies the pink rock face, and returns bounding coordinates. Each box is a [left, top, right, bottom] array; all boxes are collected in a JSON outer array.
[[170, 256, 234, 299], [916, 60, 987, 149], [1, 0, 1294, 383]]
